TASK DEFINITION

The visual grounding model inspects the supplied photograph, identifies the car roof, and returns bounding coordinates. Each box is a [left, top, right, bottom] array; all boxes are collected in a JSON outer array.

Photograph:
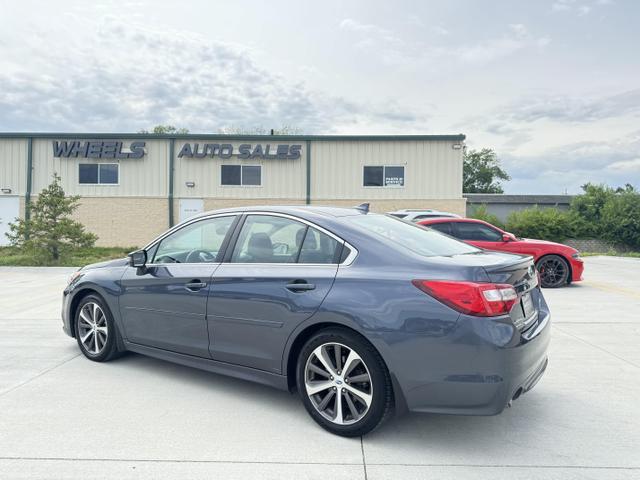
[[193, 205, 367, 220], [419, 217, 491, 225]]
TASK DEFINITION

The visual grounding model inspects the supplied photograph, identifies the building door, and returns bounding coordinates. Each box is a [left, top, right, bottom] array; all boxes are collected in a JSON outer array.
[[179, 198, 204, 223], [0, 197, 20, 246]]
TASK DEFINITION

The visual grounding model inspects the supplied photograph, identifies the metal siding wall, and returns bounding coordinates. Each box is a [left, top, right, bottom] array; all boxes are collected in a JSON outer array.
[[0, 139, 28, 195], [311, 140, 462, 199], [31, 139, 168, 196], [173, 140, 306, 199]]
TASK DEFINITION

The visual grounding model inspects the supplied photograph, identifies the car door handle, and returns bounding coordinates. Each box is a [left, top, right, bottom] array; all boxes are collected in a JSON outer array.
[[185, 281, 207, 291], [286, 281, 316, 292]]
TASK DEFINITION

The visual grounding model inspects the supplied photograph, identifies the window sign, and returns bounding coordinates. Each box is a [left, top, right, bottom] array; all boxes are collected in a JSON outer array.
[[384, 166, 405, 186]]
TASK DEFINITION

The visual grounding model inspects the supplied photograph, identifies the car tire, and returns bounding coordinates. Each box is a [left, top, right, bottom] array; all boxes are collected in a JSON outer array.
[[536, 255, 570, 288], [74, 294, 122, 362], [296, 327, 393, 437]]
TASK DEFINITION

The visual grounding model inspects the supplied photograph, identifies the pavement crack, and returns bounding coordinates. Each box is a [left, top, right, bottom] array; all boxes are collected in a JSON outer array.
[[554, 325, 640, 369], [0, 354, 81, 398], [0, 457, 638, 470], [360, 436, 368, 480]]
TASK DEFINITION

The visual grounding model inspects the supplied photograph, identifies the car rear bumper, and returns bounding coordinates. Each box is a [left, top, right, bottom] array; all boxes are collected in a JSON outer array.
[[400, 293, 551, 415]]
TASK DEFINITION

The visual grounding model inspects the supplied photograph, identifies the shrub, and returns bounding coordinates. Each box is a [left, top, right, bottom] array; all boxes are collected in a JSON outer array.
[[469, 204, 504, 229], [600, 190, 640, 250], [505, 207, 589, 242], [570, 183, 616, 225]]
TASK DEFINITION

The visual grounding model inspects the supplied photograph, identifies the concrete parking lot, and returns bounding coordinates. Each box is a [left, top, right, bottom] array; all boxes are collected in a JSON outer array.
[[1, 256, 639, 479]]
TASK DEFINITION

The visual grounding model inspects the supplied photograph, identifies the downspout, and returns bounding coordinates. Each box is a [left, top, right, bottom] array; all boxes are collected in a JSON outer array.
[[168, 138, 175, 227], [305, 140, 311, 205], [25, 137, 33, 223]]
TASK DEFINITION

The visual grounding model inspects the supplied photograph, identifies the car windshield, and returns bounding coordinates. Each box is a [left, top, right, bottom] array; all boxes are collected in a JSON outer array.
[[350, 214, 480, 257]]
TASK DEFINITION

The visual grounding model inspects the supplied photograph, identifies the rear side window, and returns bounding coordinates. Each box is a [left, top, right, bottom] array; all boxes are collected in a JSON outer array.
[[298, 227, 340, 264], [351, 215, 479, 257], [230, 215, 341, 264], [428, 222, 453, 235], [454, 222, 502, 241]]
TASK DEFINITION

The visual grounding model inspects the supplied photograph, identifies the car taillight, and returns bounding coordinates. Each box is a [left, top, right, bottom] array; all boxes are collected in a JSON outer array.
[[412, 280, 518, 317]]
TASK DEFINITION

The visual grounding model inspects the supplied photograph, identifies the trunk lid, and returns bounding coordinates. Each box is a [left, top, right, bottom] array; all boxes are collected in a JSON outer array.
[[483, 255, 539, 331]]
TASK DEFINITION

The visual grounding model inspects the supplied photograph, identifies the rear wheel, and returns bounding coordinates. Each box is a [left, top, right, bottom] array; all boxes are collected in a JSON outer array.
[[296, 328, 393, 437], [536, 255, 570, 288], [74, 294, 121, 362]]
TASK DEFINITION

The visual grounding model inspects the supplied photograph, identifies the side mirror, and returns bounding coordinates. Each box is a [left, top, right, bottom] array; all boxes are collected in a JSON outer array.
[[128, 249, 147, 268], [502, 233, 516, 242]]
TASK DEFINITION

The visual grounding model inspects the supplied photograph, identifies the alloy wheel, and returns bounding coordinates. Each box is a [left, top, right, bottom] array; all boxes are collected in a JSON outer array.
[[304, 342, 373, 425], [77, 302, 109, 355], [538, 257, 568, 287]]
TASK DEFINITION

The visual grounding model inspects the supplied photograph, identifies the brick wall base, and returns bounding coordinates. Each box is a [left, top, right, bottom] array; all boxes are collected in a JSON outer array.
[[73, 197, 168, 247], [26, 196, 467, 247]]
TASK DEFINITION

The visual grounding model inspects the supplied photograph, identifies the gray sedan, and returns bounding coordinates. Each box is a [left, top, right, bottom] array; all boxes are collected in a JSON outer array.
[[62, 206, 550, 436]]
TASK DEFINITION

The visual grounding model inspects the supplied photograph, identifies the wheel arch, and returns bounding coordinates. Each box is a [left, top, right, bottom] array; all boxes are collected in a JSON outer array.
[[536, 253, 573, 283], [68, 288, 101, 338], [283, 321, 407, 414], [68, 287, 126, 351]]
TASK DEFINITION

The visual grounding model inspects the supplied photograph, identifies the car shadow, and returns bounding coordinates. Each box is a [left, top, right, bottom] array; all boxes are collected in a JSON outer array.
[[108, 351, 301, 411], [106, 350, 556, 451]]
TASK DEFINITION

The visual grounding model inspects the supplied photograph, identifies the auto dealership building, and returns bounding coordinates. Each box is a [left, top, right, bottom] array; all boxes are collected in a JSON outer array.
[[0, 133, 466, 246]]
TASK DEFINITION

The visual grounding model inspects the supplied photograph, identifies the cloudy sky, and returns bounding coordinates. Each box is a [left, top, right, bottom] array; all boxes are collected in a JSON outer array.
[[1, 0, 638, 193]]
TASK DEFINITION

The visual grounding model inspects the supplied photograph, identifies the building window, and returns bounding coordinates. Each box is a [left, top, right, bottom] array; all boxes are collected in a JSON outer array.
[[221, 165, 262, 186], [79, 163, 119, 185], [363, 165, 404, 187]]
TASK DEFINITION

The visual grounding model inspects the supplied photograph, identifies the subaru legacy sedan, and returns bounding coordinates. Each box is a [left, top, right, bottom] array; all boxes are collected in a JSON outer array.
[[62, 206, 550, 436]]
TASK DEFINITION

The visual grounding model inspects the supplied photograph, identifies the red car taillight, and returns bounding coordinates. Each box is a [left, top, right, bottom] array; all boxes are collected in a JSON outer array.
[[412, 280, 518, 317]]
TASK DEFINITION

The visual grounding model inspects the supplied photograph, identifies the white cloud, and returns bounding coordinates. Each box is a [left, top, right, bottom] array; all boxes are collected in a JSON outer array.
[[498, 89, 640, 124], [339, 19, 549, 67], [0, 16, 426, 133], [609, 157, 640, 172], [552, 0, 611, 15], [432, 25, 450, 36], [501, 131, 640, 193]]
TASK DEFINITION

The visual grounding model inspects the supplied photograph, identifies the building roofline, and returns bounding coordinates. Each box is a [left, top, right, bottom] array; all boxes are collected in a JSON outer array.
[[464, 194, 575, 203], [0, 132, 466, 142]]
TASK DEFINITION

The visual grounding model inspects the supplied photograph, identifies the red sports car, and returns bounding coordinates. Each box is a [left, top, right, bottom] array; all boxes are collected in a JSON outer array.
[[417, 217, 584, 288]]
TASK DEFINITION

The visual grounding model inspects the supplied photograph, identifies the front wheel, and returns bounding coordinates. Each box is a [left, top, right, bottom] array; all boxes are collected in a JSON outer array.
[[536, 255, 570, 288], [74, 294, 122, 362], [296, 328, 393, 437]]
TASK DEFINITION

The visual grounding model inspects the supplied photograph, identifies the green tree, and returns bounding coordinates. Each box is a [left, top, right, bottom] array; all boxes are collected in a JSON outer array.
[[463, 148, 511, 193], [7, 174, 96, 262], [138, 125, 190, 134]]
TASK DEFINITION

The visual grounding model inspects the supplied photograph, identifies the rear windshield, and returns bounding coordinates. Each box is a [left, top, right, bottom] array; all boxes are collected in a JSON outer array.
[[350, 214, 480, 257]]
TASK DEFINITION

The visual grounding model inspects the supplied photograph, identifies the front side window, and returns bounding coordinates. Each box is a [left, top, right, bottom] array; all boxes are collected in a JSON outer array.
[[454, 222, 503, 241], [231, 215, 340, 264], [351, 214, 479, 257], [79, 163, 119, 185], [363, 165, 404, 187], [221, 165, 261, 186], [152, 215, 236, 263]]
